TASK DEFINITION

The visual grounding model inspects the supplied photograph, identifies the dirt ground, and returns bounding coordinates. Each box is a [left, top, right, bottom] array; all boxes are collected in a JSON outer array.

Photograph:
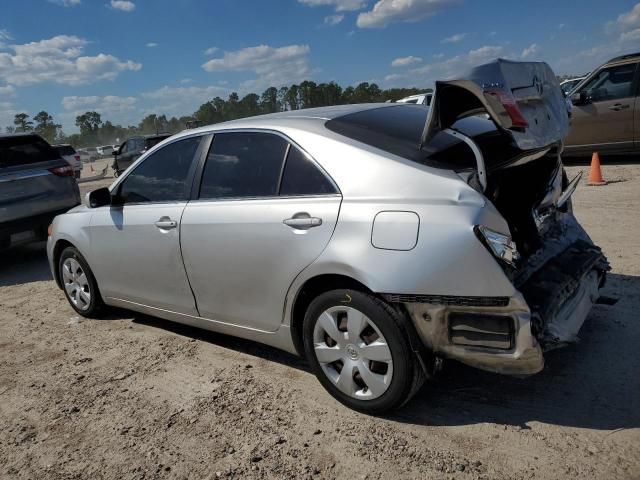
[[1, 159, 639, 480]]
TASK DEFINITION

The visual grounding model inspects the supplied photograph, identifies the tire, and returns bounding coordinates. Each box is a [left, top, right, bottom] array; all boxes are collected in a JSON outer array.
[[59, 246, 104, 318], [302, 289, 424, 414]]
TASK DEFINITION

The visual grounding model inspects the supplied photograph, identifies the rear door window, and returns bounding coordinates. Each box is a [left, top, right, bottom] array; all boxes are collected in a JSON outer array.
[[0, 135, 60, 168], [199, 132, 288, 199], [279, 145, 337, 196], [118, 136, 202, 204], [54, 145, 76, 156]]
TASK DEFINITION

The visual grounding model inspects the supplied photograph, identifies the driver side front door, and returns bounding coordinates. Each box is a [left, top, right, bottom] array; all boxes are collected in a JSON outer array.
[[89, 135, 204, 315]]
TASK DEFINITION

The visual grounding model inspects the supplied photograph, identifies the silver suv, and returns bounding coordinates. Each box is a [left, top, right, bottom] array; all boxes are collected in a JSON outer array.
[[47, 60, 607, 413], [1, 134, 80, 249]]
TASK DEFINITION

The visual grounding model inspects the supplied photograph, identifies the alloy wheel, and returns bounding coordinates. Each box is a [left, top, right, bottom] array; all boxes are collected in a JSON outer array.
[[62, 258, 91, 311], [313, 306, 393, 400]]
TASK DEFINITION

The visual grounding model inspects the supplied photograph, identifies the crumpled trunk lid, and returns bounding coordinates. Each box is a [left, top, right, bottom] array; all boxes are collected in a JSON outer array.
[[421, 59, 570, 152]]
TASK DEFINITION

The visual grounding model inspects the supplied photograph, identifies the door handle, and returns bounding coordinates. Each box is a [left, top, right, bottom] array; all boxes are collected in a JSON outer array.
[[608, 103, 630, 111], [283, 213, 322, 230], [154, 217, 177, 230]]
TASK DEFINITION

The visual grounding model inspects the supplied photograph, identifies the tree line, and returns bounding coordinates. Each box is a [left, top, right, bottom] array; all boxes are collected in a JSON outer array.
[[2, 81, 427, 148]]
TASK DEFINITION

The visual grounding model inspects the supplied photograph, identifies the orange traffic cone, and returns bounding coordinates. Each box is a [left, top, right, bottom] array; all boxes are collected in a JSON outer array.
[[587, 152, 606, 186]]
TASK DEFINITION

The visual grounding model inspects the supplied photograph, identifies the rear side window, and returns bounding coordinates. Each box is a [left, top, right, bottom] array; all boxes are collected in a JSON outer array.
[[118, 136, 201, 204], [325, 105, 428, 163], [199, 132, 288, 199], [54, 145, 76, 156], [0, 135, 60, 168], [280, 146, 337, 196]]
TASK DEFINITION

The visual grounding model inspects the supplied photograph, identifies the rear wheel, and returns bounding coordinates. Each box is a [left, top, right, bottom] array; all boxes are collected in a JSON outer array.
[[59, 246, 104, 318], [303, 289, 423, 414]]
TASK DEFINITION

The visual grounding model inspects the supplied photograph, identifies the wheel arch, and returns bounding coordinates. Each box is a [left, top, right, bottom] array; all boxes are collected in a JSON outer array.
[[289, 272, 433, 372], [289, 274, 372, 357], [51, 239, 76, 289]]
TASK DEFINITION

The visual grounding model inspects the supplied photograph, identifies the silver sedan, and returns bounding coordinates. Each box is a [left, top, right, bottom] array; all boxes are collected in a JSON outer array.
[[48, 60, 608, 413]]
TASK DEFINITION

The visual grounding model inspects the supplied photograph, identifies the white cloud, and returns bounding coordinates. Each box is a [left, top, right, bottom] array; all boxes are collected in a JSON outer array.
[[441, 32, 466, 44], [62, 95, 137, 113], [620, 28, 640, 42], [608, 3, 640, 32], [432, 53, 444, 59], [521, 43, 539, 59], [204, 47, 219, 56], [202, 44, 312, 90], [0, 85, 15, 97], [0, 29, 12, 44], [0, 35, 141, 86], [146, 42, 158, 48], [109, 0, 135, 12], [324, 14, 345, 25], [141, 84, 229, 118], [48, 0, 81, 6], [298, 0, 365, 12], [383, 73, 406, 82], [410, 45, 504, 82], [557, 4, 640, 73], [58, 95, 139, 132], [357, 0, 459, 28], [391, 55, 422, 67], [180, 78, 192, 84]]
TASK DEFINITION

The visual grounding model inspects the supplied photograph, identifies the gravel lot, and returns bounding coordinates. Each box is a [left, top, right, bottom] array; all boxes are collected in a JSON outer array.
[[1, 160, 639, 480]]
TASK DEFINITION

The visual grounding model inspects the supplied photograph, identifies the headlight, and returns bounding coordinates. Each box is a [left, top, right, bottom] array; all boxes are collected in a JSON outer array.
[[475, 225, 518, 266]]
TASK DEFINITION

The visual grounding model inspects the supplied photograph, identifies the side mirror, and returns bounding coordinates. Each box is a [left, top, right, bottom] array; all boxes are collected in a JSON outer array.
[[570, 91, 589, 106], [86, 187, 112, 208], [112, 150, 118, 156]]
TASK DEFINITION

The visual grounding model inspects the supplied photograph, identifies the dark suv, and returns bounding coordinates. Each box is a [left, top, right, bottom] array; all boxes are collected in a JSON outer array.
[[112, 134, 172, 176], [0, 134, 80, 249]]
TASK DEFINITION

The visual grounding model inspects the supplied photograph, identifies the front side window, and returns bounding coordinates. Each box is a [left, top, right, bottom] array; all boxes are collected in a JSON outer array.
[[118, 136, 201, 204], [582, 63, 637, 102], [279, 146, 337, 196], [199, 132, 288, 199]]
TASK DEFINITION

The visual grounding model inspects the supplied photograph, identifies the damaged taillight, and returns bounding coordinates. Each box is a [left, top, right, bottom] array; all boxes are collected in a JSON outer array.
[[484, 89, 529, 129]]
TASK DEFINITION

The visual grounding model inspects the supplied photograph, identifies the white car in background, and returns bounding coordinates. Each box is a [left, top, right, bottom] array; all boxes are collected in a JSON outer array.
[[560, 77, 586, 96], [396, 92, 432, 106], [96, 145, 114, 157]]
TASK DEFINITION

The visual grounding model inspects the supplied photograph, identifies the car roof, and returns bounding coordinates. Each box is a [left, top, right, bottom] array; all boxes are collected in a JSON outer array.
[[604, 51, 640, 66], [173, 103, 404, 140], [0, 132, 40, 139]]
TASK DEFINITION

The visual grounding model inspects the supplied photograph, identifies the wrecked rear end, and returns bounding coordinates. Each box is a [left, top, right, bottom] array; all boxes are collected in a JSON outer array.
[[409, 59, 609, 375]]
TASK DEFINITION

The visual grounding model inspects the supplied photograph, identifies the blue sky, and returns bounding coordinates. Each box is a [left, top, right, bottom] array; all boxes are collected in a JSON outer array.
[[1, 0, 639, 132]]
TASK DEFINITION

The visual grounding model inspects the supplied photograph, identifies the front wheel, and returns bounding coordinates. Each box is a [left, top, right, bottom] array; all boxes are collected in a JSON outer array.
[[303, 289, 423, 414], [59, 246, 104, 318]]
